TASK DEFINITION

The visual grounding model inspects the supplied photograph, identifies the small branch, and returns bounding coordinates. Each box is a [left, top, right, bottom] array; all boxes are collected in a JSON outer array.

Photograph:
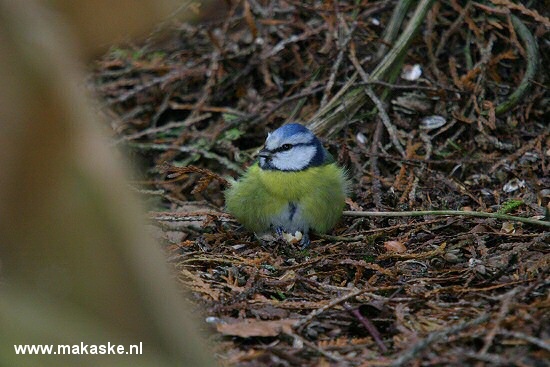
[[307, 0, 435, 137], [498, 329, 550, 352], [149, 211, 230, 222], [159, 164, 230, 187], [114, 113, 212, 144], [487, 0, 550, 27], [261, 25, 327, 60], [320, 12, 357, 108], [249, 85, 325, 125], [128, 142, 245, 174], [293, 288, 365, 331], [369, 0, 435, 82], [435, 1, 472, 57], [283, 331, 344, 363], [349, 43, 406, 157], [389, 313, 490, 366], [369, 120, 384, 208], [375, 0, 415, 59], [358, 80, 460, 93], [494, 14, 539, 115], [343, 210, 550, 228], [344, 303, 388, 353], [479, 288, 519, 354]]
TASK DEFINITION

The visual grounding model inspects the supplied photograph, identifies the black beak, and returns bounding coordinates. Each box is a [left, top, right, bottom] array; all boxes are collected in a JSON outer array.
[[258, 148, 271, 159]]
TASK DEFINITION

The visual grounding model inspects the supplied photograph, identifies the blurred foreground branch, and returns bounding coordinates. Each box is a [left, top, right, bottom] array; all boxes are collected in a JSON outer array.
[[0, 0, 217, 366]]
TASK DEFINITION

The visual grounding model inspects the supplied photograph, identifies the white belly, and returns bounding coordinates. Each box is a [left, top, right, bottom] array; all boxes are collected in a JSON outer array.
[[269, 202, 309, 234]]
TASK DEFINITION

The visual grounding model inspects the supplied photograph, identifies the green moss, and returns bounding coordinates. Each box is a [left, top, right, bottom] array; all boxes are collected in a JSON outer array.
[[498, 199, 523, 214]]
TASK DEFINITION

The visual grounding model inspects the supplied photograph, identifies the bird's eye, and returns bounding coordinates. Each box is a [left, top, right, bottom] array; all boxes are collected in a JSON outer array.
[[281, 144, 292, 151]]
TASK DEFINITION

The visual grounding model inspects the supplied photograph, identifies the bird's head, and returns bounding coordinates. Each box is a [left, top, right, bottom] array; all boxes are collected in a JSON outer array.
[[258, 123, 326, 171]]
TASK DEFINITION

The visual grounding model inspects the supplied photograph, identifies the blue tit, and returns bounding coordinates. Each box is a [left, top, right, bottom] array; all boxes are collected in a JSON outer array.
[[224, 123, 349, 248]]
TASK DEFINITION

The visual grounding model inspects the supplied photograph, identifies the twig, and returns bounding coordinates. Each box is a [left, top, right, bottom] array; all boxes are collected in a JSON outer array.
[[487, 0, 550, 27], [160, 164, 230, 187], [369, 121, 384, 208], [320, 10, 357, 107], [130, 187, 164, 196], [493, 14, 539, 115], [389, 313, 490, 366], [343, 210, 550, 228], [370, 0, 435, 82], [377, 242, 446, 261], [106, 66, 206, 104], [349, 42, 405, 157], [128, 142, 245, 174], [479, 287, 519, 354], [489, 130, 547, 173], [261, 25, 327, 59], [149, 211, 230, 222], [283, 331, 344, 363], [249, 85, 325, 126], [157, 1, 241, 164], [498, 329, 550, 352], [114, 113, 212, 144], [150, 84, 177, 127], [358, 80, 461, 93], [293, 287, 366, 331], [462, 351, 512, 365], [318, 218, 446, 242], [375, 0, 415, 59], [424, 3, 446, 85], [307, 0, 435, 137], [435, 1, 472, 57], [368, 87, 405, 156], [344, 303, 388, 353]]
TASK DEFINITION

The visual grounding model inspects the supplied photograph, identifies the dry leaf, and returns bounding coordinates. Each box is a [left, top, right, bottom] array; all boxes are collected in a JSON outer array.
[[384, 240, 407, 253], [216, 319, 297, 338], [345, 197, 363, 211], [501, 222, 515, 234], [180, 269, 221, 301]]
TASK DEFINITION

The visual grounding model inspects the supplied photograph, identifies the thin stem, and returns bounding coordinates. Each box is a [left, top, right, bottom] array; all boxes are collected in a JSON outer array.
[[307, 0, 435, 137], [343, 210, 550, 228], [494, 14, 539, 115], [376, 0, 415, 59], [389, 313, 490, 366]]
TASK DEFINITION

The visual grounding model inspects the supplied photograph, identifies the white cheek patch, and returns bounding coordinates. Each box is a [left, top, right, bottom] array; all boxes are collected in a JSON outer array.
[[272, 145, 316, 171], [265, 132, 313, 151]]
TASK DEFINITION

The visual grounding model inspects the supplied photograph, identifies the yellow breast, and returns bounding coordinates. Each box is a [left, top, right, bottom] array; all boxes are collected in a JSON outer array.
[[225, 162, 348, 234], [254, 162, 346, 196]]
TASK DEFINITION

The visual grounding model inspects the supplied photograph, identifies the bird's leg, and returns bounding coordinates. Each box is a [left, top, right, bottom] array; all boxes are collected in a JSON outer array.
[[274, 226, 285, 239], [299, 232, 310, 250]]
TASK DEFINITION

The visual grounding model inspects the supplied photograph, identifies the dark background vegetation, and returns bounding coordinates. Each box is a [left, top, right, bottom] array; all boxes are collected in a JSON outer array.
[[92, 1, 549, 365]]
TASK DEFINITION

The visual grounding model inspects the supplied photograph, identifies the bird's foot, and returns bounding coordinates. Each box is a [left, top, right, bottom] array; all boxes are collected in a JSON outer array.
[[274, 227, 310, 248], [299, 232, 310, 250], [274, 226, 285, 239]]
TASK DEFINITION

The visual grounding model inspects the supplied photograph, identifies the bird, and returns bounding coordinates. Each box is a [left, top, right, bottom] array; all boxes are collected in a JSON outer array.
[[224, 123, 349, 248]]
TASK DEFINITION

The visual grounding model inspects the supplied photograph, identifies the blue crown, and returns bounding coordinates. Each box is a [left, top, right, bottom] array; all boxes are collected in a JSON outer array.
[[273, 123, 313, 139]]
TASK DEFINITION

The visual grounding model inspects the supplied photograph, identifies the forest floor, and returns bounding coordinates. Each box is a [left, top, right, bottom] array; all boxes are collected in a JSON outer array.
[[91, 1, 549, 366]]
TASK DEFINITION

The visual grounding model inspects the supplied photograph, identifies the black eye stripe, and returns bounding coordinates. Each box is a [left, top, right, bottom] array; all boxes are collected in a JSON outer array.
[[269, 142, 311, 154]]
